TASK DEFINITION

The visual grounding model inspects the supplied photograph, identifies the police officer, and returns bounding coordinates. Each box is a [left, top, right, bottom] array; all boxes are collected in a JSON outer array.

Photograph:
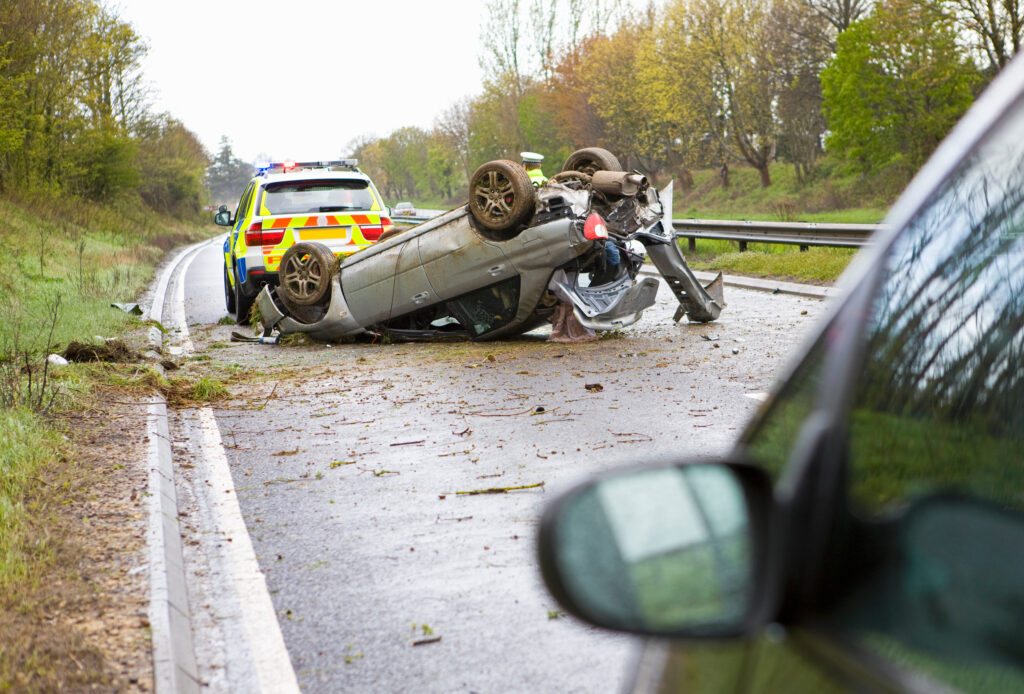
[[521, 152, 548, 187]]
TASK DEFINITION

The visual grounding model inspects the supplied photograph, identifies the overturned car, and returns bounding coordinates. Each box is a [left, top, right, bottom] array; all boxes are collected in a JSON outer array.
[[257, 147, 724, 342]]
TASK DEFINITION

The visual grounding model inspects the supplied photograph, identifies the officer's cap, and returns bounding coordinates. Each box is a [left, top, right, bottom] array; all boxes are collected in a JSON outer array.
[[520, 151, 544, 163]]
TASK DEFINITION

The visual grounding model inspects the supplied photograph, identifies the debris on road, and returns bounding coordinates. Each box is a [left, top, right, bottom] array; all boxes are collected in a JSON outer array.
[[453, 482, 546, 496]]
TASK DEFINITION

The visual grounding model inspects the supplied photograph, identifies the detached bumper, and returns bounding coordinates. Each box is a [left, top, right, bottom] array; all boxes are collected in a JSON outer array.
[[554, 273, 661, 331]]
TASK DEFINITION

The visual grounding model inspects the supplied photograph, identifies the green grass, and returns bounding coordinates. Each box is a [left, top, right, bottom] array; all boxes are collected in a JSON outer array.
[[0, 192, 214, 351], [0, 190, 212, 594], [674, 159, 896, 224], [682, 239, 858, 283], [0, 407, 64, 590]]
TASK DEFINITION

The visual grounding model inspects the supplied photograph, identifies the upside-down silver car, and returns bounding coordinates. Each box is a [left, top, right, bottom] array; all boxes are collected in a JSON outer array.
[[256, 147, 724, 342]]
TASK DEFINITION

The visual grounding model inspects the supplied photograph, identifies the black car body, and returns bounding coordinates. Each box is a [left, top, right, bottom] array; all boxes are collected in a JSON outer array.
[[538, 46, 1024, 694]]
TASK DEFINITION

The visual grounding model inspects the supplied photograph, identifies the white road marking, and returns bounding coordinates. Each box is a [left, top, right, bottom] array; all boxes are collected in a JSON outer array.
[[195, 407, 301, 693]]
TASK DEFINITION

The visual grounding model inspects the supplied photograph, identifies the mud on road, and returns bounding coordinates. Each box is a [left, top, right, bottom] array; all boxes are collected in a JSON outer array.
[[173, 277, 827, 693]]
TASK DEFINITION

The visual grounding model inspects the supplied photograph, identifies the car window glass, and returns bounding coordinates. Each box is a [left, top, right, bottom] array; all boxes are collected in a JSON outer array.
[[264, 180, 374, 214], [831, 102, 1024, 691], [741, 333, 828, 480], [234, 182, 255, 228]]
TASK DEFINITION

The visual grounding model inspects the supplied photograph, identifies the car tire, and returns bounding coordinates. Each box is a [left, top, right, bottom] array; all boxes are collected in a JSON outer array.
[[278, 242, 335, 308], [468, 159, 536, 236], [561, 147, 622, 176], [234, 269, 255, 325], [224, 266, 236, 313]]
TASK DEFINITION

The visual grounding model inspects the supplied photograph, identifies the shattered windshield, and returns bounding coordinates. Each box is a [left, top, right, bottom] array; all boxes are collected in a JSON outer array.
[[263, 179, 375, 214]]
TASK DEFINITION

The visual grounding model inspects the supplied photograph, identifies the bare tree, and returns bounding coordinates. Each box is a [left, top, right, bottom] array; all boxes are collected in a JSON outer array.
[[481, 0, 525, 94], [804, 0, 872, 32], [944, 0, 1024, 73], [530, 0, 560, 83], [435, 99, 474, 181]]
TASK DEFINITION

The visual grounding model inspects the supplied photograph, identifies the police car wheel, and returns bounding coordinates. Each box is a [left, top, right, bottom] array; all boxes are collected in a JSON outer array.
[[234, 272, 255, 325], [224, 267, 236, 313], [468, 159, 535, 236], [561, 147, 622, 176], [278, 242, 335, 307]]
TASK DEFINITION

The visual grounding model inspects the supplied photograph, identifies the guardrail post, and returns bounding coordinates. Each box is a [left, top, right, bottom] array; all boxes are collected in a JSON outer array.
[[800, 244, 809, 252], [738, 241, 748, 252], [688, 236, 696, 252]]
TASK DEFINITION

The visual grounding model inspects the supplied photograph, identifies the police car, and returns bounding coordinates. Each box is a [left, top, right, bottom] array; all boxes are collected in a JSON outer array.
[[214, 160, 392, 323]]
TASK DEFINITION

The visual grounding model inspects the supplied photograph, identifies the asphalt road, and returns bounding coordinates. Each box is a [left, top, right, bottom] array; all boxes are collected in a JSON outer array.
[[166, 240, 831, 693]]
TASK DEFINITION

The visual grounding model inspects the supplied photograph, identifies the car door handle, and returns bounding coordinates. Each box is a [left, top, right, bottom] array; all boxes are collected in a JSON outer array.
[[488, 264, 505, 276], [411, 291, 430, 304]]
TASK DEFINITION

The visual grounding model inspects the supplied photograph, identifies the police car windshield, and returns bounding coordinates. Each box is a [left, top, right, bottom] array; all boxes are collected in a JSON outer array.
[[263, 180, 374, 214]]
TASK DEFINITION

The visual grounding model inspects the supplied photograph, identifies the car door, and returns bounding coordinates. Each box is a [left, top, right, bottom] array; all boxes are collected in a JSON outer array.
[[640, 55, 1024, 694], [735, 65, 1024, 694]]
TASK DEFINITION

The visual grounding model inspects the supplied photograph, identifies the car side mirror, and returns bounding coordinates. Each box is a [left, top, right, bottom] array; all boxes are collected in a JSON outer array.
[[214, 205, 232, 226], [538, 460, 776, 638]]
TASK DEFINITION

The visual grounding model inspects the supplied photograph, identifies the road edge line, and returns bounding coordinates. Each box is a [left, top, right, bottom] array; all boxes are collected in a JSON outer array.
[[196, 406, 302, 693]]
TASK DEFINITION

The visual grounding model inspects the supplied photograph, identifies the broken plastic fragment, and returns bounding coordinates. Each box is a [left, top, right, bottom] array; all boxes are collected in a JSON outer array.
[[111, 302, 144, 316]]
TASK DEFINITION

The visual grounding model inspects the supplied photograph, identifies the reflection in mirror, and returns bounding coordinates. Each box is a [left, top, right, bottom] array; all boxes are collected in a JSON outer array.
[[553, 464, 752, 633]]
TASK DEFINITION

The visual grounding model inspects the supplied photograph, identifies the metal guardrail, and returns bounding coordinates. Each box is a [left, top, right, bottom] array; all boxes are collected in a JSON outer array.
[[392, 212, 883, 250], [392, 215, 433, 225], [672, 219, 883, 250]]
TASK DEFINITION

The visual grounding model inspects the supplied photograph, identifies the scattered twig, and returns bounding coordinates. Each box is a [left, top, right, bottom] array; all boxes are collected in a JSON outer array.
[[390, 440, 425, 446], [253, 382, 279, 411], [453, 482, 545, 496], [412, 636, 442, 646]]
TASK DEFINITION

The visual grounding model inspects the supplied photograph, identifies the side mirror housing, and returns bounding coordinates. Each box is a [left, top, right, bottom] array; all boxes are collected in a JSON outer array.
[[538, 459, 776, 638], [214, 205, 232, 226]]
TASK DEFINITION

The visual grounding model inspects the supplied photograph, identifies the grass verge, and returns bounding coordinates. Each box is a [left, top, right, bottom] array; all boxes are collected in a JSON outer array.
[[682, 239, 859, 284], [0, 188, 215, 691]]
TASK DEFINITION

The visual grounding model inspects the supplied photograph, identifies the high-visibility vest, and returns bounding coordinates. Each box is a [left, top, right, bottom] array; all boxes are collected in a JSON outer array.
[[527, 168, 548, 187]]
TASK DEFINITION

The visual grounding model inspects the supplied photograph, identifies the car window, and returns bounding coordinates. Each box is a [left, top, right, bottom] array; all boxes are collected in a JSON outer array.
[[263, 179, 374, 214], [234, 182, 255, 228], [741, 332, 828, 481], [830, 101, 1024, 691]]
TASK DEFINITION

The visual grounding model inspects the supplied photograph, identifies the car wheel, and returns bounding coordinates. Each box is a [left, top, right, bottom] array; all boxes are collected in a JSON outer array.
[[234, 270, 255, 325], [561, 147, 622, 176], [468, 159, 536, 235], [278, 242, 335, 307], [224, 266, 236, 313]]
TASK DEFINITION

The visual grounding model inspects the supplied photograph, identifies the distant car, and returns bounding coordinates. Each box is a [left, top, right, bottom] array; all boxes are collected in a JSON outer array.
[[257, 148, 724, 341], [537, 52, 1024, 693], [213, 160, 391, 323], [393, 201, 416, 216]]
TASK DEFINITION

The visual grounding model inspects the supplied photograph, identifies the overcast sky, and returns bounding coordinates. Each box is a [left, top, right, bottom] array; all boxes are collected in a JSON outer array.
[[114, 0, 490, 163]]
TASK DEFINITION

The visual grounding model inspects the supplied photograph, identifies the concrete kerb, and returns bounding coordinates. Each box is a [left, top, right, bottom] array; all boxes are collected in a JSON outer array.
[[142, 238, 301, 694], [144, 242, 204, 694], [640, 264, 835, 300]]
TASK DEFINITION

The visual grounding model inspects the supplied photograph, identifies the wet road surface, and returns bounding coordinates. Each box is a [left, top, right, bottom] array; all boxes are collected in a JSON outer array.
[[170, 241, 831, 692]]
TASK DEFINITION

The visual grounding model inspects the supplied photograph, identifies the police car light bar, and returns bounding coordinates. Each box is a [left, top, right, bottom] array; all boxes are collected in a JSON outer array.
[[254, 159, 359, 175]]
